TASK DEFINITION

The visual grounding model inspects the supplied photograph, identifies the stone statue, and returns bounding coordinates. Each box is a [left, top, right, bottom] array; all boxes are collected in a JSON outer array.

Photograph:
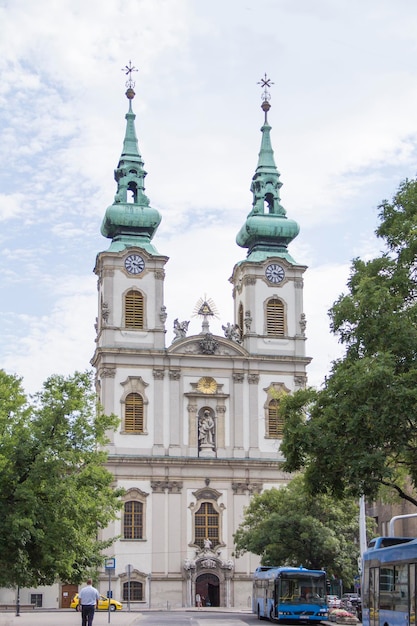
[[160, 305, 167, 323], [198, 410, 215, 448], [222, 322, 242, 343], [173, 318, 189, 341], [203, 537, 213, 550]]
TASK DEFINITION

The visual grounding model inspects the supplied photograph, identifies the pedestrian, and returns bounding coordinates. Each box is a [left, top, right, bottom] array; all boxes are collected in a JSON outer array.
[[78, 578, 100, 626], [196, 592, 202, 609]]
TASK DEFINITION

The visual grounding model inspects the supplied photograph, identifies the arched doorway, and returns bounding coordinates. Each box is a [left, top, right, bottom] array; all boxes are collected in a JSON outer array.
[[196, 573, 220, 607]]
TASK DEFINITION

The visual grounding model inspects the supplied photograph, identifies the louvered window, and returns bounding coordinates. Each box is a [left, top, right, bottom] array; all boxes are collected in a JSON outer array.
[[194, 502, 219, 548], [123, 501, 143, 539], [125, 290, 144, 329], [125, 393, 144, 432], [266, 298, 285, 336], [267, 399, 284, 438]]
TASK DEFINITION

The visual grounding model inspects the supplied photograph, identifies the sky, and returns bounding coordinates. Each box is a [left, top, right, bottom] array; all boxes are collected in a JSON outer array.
[[1, 0, 417, 394]]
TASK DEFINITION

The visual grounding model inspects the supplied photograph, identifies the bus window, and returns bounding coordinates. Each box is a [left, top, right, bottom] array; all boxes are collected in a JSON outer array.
[[369, 567, 379, 626], [393, 563, 408, 612], [380, 566, 394, 610]]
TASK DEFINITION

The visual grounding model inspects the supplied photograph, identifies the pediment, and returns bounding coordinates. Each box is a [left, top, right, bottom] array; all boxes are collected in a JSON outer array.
[[168, 333, 248, 357]]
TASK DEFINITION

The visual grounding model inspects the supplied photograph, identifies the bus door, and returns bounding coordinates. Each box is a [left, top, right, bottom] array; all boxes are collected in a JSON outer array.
[[369, 567, 379, 626], [409, 564, 416, 626]]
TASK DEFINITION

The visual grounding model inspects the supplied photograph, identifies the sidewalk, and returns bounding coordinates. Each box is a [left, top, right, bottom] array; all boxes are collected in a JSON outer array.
[[0, 610, 140, 626]]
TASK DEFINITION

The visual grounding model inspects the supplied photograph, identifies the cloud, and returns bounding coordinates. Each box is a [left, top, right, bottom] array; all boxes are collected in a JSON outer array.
[[1, 275, 97, 394], [0, 0, 416, 394]]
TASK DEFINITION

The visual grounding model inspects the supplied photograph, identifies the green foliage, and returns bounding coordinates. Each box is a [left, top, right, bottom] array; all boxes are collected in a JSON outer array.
[[0, 370, 123, 588], [233, 475, 365, 585], [281, 178, 417, 507]]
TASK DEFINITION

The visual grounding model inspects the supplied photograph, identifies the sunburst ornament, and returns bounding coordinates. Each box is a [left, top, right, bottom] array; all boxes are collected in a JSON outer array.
[[193, 295, 219, 333], [192, 296, 219, 319]]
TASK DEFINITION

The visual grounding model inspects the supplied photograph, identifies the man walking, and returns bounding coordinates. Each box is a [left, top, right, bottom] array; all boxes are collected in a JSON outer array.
[[78, 579, 100, 626]]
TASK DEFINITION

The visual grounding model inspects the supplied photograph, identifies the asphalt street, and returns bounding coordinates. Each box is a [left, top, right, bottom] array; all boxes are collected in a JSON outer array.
[[0, 608, 256, 626]]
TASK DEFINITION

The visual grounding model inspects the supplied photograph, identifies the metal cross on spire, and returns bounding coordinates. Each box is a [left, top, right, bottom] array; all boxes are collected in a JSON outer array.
[[122, 60, 138, 90], [257, 73, 274, 103], [257, 73, 274, 121]]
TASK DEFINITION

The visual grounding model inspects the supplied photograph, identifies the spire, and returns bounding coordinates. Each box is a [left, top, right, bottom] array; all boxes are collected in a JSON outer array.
[[236, 74, 299, 263], [101, 62, 161, 253]]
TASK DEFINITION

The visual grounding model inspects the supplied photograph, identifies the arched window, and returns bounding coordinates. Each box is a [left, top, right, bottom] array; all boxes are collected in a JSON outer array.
[[266, 298, 285, 336], [123, 501, 143, 539], [123, 581, 143, 601], [194, 502, 219, 548], [125, 290, 144, 329], [238, 303, 244, 336], [267, 399, 284, 438], [125, 393, 144, 432]]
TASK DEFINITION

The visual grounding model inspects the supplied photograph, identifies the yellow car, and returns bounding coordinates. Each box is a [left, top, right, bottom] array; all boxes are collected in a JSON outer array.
[[71, 593, 123, 612]]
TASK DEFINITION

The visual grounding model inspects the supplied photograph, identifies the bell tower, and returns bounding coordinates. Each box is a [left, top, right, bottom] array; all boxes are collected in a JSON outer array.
[[232, 75, 308, 377], [92, 64, 168, 395]]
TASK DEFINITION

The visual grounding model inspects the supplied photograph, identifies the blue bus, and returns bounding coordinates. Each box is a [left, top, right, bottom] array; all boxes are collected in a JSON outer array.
[[362, 537, 417, 626], [252, 565, 328, 622]]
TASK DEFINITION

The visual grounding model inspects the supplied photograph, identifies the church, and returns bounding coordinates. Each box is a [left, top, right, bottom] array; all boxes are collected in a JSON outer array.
[[0, 71, 310, 610], [91, 69, 310, 610]]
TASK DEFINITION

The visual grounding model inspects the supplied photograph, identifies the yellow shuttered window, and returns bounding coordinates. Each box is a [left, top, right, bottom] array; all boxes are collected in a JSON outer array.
[[125, 393, 144, 432], [266, 298, 285, 336], [123, 501, 143, 539], [267, 399, 284, 438], [125, 290, 144, 329]]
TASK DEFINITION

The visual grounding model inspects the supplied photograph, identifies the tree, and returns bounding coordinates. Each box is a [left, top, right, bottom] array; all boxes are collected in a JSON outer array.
[[233, 475, 365, 585], [281, 178, 417, 506], [0, 369, 123, 588]]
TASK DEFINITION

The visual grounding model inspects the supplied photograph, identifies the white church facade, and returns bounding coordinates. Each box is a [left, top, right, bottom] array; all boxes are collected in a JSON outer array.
[[0, 73, 310, 610], [91, 73, 310, 609]]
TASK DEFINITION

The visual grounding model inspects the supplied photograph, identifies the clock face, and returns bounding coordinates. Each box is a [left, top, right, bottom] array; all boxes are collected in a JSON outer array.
[[124, 254, 145, 275], [265, 263, 285, 284]]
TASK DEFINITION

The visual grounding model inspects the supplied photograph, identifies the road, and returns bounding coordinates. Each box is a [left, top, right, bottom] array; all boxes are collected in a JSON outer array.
[[0, 609, 257, 626]]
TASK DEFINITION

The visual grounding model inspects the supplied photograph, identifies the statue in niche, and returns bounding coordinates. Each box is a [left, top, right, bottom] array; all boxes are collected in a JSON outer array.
[[172, 318, 189, 341], [198, 410, 215, 449], [222, 322, 242, 344]]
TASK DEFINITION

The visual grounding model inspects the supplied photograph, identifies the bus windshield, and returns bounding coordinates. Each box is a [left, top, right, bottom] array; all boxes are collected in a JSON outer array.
[[279, 572, 327, 605]]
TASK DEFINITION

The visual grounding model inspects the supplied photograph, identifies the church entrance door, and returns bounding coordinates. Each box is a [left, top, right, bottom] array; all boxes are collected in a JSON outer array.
[[196, 573, 220, 607]]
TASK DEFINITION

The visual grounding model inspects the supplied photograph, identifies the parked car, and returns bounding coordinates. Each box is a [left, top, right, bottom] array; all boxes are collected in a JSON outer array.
[[70, 593, 123, 612], [327, 595, 341, 608], [342, 593, 360, 606]]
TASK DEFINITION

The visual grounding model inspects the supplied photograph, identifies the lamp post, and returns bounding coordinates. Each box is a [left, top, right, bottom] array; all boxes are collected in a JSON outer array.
[[16, 585, 20, 617]]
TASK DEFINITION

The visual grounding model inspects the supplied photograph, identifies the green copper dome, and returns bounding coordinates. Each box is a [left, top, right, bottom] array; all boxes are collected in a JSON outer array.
[[236, 96, 299, 263], [101, 86, 161, 253]]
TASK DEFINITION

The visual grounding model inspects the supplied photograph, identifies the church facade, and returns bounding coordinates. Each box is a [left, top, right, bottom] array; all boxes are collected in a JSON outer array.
[[91, 75, 310, 610]]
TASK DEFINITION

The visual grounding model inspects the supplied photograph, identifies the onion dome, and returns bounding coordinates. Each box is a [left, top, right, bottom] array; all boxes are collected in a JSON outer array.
[[236, 75, 299, 263], [101, 74, 161, 254]]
